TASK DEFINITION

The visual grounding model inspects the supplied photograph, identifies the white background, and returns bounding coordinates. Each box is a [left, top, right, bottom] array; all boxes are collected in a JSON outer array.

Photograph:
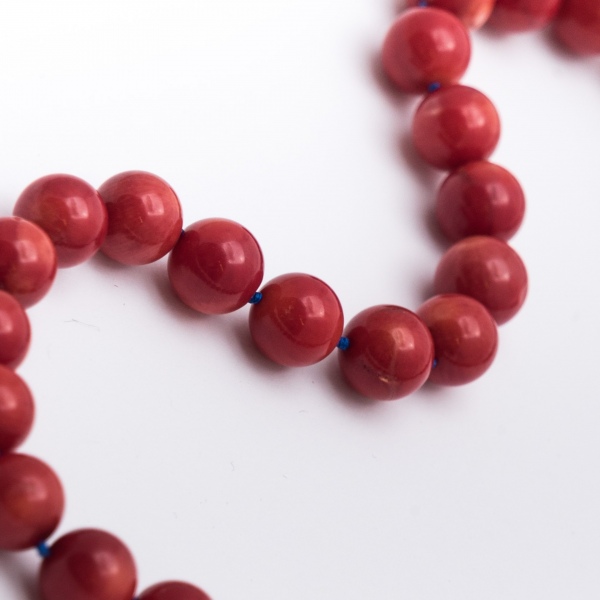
[[1, 1, 599, 599]]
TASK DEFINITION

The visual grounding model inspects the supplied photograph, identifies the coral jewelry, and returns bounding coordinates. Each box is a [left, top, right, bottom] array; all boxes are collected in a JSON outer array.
[[1, 1, 599, 599]]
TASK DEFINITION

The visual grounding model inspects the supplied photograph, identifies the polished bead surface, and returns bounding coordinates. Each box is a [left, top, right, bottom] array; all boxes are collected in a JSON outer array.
[[412, 85, 500, 170], [168, 218, 264, 314], [98, 171, 183, 265], [405, 0, 495, 29], [0, 454, 64, 550], [488, 0, 561, 31], [434, 236, 527, 324], [39, 529, 137, 600], [13, 174, 108, 268], [436, 161, 525, 241], [0, 366, 34, 453], [249, 273, 344, 367], [0, 290, 31, 369], [0, 217, 57, 307], [417, 294, 498, 385], [138, 581, 212, 600], [381, 8, 471, 93], [338, 305, 434, 400], [554, 0, 600, 55]]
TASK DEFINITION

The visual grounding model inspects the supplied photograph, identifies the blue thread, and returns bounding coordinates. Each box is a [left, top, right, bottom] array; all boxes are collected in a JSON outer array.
[[36, 541, 51, 558], [248, 292, 263, 304], [432, 358, 438, 369], [337, 336, 350, 351], [418, 0, 428, 6], [427, 82, 441, 93]]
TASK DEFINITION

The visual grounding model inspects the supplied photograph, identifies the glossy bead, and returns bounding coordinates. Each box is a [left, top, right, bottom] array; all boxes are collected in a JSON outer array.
[[0, 454, 64, 550], [381, 8, 471, 93], [138, 581, 212, 600], [417, 294, 498, 385], [249, 273, 344, 367], [487, 0, 562, 31], [168, 218, 264, 314], [412, 85, 500, 170], [554, 0, 600, 55], [0, 217, 57, 308], [98, 171, 183, 265], [434, 236, 527, 324], [39, 529, 137, 600], [13, 174, 108, 268], [405, 0, 495, 29], [338, 305, 434, 400], [0, 290, 31, 369], [0, 366, 34, 452], [436, 161, 525, 241]]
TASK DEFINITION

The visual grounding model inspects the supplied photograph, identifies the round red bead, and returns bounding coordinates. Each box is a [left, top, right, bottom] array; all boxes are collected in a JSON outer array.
[[554, 0, 600, 55], [381, 8, 471, 94], [138, 581, 212, 600], [338, 305, 434, 400], [417, 294, 498, 385], [405, 0, 495, 29], [39, 529, 137, 600], [436, 161, 525, 241], [0, 217, 57, 308], [487, 0, 562, 31], [0, 453, 64, 550], [249, 273, 344, 367], [0, 366, 34, 453], [98, 171, 183, 265], [13, 174, 108, 268], [168, 218, 264, 314], [0, 290, 31, 369], [412, 85, 500, 170], [434, 236, 528, 324]]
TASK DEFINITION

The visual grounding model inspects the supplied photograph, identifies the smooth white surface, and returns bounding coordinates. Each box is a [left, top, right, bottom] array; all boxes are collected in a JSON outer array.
[[1, 1, 599, 599]]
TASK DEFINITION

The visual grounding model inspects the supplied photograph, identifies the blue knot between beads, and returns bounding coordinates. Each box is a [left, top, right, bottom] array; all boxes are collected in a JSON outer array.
[[427, 81, 441, 93], [248, 292, 263, 304], [337, 336, 350, 351], [432, 358, 438, 369], [418, 0, 428, 6], [36, 541, 51, 558]]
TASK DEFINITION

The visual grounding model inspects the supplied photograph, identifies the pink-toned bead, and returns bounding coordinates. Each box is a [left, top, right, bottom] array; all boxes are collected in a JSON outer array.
[[249, 273, 344, 367], [0, 290, 31, 369], [98, 171, 183, 265], [13, 174, 108, 268], [39, 529, 137, 600], [0, 366, 34, 453], [0, 454, 64, 550], [0, 217, 57, 308], [434, 236, 528, 324], [338, 305, 434, 400], [412, 85, 500, 170], [436, 161, 525, 241], [417, 294, 498, 385], [138, 581, 212, 600], [554, 0, 600, 55], [381, 8, 471, 93], [405, 0, 495, 29], [487, 0, 562, 31], [168, 218, 264, 314]]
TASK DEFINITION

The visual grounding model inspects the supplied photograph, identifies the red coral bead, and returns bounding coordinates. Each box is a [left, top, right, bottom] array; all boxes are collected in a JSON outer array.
[[0, 454, 64, 550], [417, 294, 498, 385], [138, 581, 212, 600], [168, 218, 264, 314], [434, 236, 528, 324], [381, 8, 471, 94], [436, 161, 525, 241], [338, 305, 434, 400], [39, 529, 137, 600], [554, 0, 600, 55], [405, 0, 495, 29], [412, 85, 500, 170], [13, 174, 108, 268], [0, 217, 57, 308], [0, 290, 31, 369], [249, 273, 344, 367], [0, 366, 34, 453], [98, 171, 183, 265], [487, 0, 562, 31]]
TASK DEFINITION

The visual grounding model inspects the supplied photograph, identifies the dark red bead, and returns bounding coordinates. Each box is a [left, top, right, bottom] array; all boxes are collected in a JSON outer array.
[[0, 217, 57, 308], [434, 236, 527, 324], [39, 529, 137, 600], [554, 0, 600, 55], [338, 305, 434, 400], [487, 0, 562, 31], [405, 0, 495, 29], [13, 174, 108, 268], [0, 366, 34, 453], [417, 294, 498, 385], [249, 273, 344, 367], [168, 218, 264, 314], [0, 454, 64, 550], [98, 171, 183, 265], [381, 8, 471, 93], [0, 290, 31, 369], [436, 161, 525, 241], [138, 581, 212, 600], [412, 85, 500, 170]]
